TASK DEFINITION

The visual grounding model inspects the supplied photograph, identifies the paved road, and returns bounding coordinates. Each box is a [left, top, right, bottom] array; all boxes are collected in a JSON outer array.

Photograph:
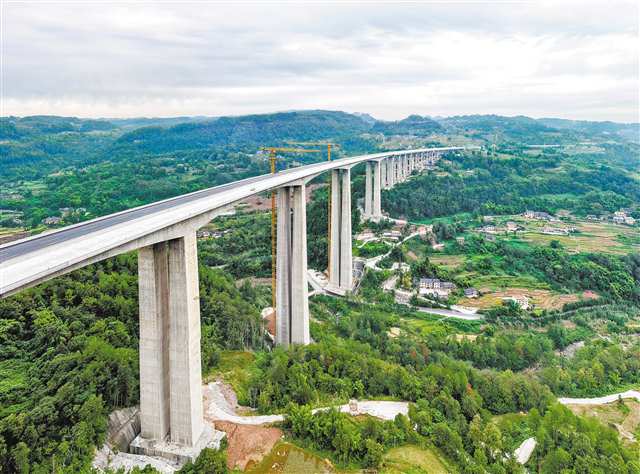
[[558, 389, 640, 405], [205, 382, 408, 425], [0, 163, 309, 261], [1, 147, 464, 296], [1, 149, 458, 262], [417, 307, 484, 320]]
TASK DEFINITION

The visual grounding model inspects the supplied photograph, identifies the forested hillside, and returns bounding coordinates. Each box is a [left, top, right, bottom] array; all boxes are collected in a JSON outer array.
[[383, 147, 640, 219], [1, 110, 639, 473]]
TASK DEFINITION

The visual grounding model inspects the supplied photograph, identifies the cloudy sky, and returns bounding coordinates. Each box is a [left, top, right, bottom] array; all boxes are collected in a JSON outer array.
[[2, 0, 639, 122]]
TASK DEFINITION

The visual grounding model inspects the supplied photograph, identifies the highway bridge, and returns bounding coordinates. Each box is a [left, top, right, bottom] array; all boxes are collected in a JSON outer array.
[[0, 146, 464, 459]]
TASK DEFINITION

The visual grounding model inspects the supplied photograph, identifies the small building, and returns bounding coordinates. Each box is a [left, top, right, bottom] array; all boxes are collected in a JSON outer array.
[[417, 225, 431, 236], [391, 262, 410, 272], [419, 278, 456, 298], [356, 231, 375, 241], [523, 210, 554, 221], [505, 221, 520, 232], [586, 215, 599, 221], [464, 288, 479, 298], [59, 207, 73, 217], [541, 226, 569, 235], [479, 225, 498, 234], [612, 216, 625, 225], [431, 243, 445, 251], [624, 216, 636, 225], [502, 295, 530, 310], [456, 237, 465, 245], [382, 231, 401, 241]]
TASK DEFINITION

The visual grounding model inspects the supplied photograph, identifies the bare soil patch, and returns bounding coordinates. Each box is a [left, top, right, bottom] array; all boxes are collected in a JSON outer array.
[[566, 400, 640, 444], [0, 230, 30, 244], [214, 421, 283, 471]]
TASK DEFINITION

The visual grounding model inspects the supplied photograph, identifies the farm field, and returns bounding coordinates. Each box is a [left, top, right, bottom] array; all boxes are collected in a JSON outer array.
[[380, 444, 451, 474], [245, 442, 334, 473], [517, 220, 639, 255], [458, 288, 598, 310]]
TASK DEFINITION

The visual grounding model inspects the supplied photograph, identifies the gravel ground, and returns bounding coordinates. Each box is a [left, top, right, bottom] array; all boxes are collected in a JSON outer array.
[[558, 390, 640, 405], [205, 381, 409, 425]]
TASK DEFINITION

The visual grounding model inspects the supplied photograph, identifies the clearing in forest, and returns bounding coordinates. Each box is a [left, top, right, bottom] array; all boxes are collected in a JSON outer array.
[[381, 444, 451, 474], [566, 400, 640, 444]]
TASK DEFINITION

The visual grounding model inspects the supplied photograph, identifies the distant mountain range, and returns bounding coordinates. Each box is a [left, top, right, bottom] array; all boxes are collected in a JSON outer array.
[[1, 110, 638, 175]]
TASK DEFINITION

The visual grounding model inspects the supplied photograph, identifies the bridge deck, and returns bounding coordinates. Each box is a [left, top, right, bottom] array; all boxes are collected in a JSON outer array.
[[0, 147, 463, 296]]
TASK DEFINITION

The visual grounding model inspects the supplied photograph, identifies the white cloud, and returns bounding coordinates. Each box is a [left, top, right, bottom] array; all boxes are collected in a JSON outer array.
[[2, 0, 638, 121]]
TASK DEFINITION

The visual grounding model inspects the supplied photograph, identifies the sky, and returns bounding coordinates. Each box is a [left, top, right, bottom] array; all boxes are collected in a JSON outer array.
[[2, 0, 639, 122]]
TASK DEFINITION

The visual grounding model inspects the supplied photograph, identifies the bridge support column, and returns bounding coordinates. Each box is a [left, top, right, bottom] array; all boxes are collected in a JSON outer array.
[[138, 242, 171, 442], [168, 233, 204, 446], [328, 168, 353, 293], [393, 156, 399, 185], [136, 232, 206, 453], [276, 185, 310, 346], [364, 161, 372, 218], [372, 160, 382, 220], [386, 158, 393, 188]]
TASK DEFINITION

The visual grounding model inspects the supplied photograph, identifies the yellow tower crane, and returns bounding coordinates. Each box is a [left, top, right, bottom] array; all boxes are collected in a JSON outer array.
[[286, 142, 340, 280], [260, 147, 321, 312]]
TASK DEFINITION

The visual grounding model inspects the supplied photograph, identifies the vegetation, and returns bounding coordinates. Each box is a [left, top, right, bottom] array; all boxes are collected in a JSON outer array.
[[0, 257, 264, 473], [1, 112, 639, 472]]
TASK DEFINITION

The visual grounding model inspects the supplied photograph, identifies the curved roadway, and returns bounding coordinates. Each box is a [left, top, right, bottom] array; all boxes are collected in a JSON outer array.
[[0, 147, 463, 296]]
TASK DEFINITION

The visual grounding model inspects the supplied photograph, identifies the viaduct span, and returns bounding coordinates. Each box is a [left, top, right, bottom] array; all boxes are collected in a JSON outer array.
[[0, 146, 463, 457]]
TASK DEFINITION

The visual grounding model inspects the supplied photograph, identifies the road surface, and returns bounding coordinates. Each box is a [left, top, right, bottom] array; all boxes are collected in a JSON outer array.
[[0, 147, 464, 297], [417, 307, 484, 320], [558, 389, 640, 405], [205, 382, 408, 425]]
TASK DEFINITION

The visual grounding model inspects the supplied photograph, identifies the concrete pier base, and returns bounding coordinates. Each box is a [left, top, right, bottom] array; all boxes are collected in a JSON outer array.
[[130, 424, 225, 466]]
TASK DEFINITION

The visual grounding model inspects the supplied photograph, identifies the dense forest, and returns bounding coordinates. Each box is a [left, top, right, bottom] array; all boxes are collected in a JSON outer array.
[[383, 149, 640, 220], [0, 257, 265, 473]]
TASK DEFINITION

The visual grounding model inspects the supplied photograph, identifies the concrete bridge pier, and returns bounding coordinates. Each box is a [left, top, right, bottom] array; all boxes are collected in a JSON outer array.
[[364, 161, 373, 219], [135, 232, 211, 460], [403, 155, 409, 180], [380, 159, 387, 191], [386, 158, 394, 189], [328, 168, 353, 293], [372, 160, 382, 219], [393, 156, 402, 186], [362, 160, 383, 222], [276, 185, 310, 347]]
